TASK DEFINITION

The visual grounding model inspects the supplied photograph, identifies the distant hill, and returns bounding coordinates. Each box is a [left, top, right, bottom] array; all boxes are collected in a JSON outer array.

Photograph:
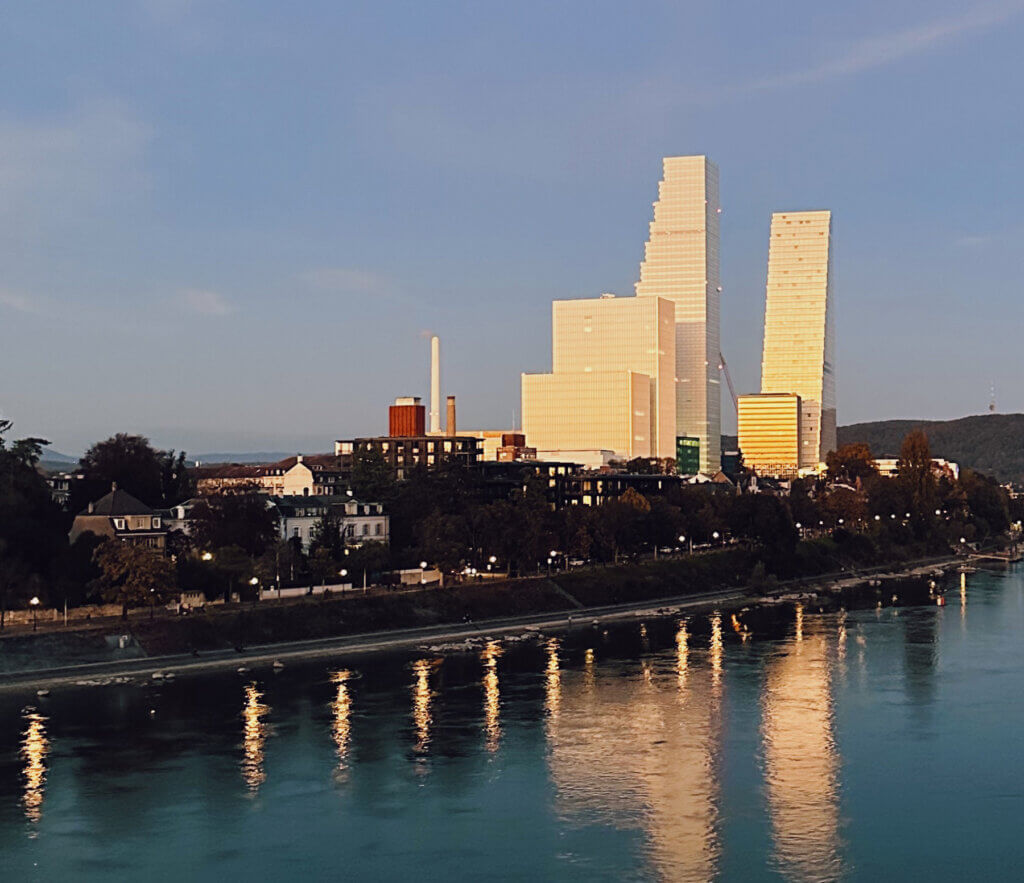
[[838, 414, 1024, 483], [41, 447, 78, 464]]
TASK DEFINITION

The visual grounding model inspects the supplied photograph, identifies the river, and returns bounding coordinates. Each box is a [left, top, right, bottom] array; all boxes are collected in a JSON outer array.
[[2, 566, 1023, 881]]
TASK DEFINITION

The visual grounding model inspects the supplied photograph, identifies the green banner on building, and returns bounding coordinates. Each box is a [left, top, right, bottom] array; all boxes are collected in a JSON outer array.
[[676, 436, 700, 475]]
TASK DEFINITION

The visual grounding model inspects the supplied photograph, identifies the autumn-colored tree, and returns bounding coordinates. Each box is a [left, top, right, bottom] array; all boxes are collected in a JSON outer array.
[[825, 442, 878, 486], [896, 429, 938, 522], [93, 541, 176, 618]]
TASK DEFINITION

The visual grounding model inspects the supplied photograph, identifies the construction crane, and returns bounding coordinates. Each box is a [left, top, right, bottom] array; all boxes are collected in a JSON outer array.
[[719, 352, 738, 413]]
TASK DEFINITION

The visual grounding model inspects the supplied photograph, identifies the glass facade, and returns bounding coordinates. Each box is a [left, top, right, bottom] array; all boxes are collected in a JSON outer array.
[[760, 211, 835, 468], [737, 393, 802, 477], [522, 371, 651, 459], [551, 295, 675, 458], [635, 156, 721, 474]]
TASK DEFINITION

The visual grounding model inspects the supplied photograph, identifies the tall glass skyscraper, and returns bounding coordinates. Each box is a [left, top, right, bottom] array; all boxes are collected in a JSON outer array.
[[760, 210, 835, 467], [635, 156, 721, 475]]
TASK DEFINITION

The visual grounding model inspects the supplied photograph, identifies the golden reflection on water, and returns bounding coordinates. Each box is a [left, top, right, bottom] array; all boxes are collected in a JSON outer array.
[[331, 670, 352, 772], [710, 612, 723, 692], [676, 621, 689, 691], [762, 624, 843, 882], [545, 638, 561, 720], [21, 709, 49, 826], [795, 603, 804, 642], [547, 620, 722, 882], [411, 659, 432, 755], [241, 683, 269, 795], [961, 572, 968, 627], [482, 641, 502, 752]]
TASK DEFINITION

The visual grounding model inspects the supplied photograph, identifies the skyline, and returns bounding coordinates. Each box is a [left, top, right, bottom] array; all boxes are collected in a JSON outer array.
[[3, 0, 1024, 455]]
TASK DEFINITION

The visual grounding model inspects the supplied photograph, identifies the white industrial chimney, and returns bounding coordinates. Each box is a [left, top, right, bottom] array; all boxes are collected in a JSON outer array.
[[429, 335, 441, 433]]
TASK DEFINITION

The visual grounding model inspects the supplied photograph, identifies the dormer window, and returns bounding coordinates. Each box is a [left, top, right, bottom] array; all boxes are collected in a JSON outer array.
[[113, 518, 126, 530], [153, 517, 161, 529]]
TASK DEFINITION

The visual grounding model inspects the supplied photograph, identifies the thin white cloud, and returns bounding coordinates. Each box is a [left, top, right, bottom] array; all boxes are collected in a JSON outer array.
[[0, 289, 43, 315], [178, 288, 234, 316], [746, 1, 1024, 92]]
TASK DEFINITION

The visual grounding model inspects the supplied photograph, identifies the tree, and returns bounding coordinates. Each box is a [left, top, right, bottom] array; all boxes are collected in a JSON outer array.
[[160, 450, 193, 507], [350, 447, 396, 503], [825, 442, 878, 486], [310, 508, 344, 559], [896, 430, 938, 527], [191, 490, 278, 558], [94, 541, 176, 618], [0, 421, 68, 611], [77, 434, 164, 509]]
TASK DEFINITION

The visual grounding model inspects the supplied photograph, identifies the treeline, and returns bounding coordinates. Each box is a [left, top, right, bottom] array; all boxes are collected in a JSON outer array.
[[1, 420, 1020, 623], [839, 413, 1024, 484], [0, 425, 194, 622]]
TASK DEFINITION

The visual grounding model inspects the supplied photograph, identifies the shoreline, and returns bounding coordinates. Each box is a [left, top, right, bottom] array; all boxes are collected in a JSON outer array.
[[0, 553, 965, 693]]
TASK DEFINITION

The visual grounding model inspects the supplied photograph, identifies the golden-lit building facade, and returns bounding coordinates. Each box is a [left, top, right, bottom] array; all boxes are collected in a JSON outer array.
[[636, 155, 721, 474], [760, 210, 835, 468], [737, 393, 802, 477], [550, 294, 676, 458], [522, 370, 652, 459]]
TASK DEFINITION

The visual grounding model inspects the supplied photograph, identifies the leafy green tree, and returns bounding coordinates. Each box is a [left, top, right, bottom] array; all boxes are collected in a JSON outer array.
[[310, 508, 344, 559], [255, 540, 304, 588], [191, 490, 277, 558], [350, 447, 396, 503], [77, 433, 165, 509], [94, 540, 176, 618], [160, 450, 193, 507], [310, 547, 339, 588]]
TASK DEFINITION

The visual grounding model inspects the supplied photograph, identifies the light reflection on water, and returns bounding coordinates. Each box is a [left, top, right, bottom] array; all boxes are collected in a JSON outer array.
[[21, 708, 48, 828], [330, 670, 352, 775], [6, 568, 1024, 880], [240, 682, 269, 795], [410, 658, 432, 756], [482, 640, 502, 753], [762, 623, 843, 882]]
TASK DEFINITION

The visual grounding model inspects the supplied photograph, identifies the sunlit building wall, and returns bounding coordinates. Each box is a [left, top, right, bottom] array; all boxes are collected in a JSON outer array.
[[737, 393, 802, 477], [551, 294, 676, 458], [522, 371, 651, 459], [635, 155, 721, 474], [761, 210, 835, 468]]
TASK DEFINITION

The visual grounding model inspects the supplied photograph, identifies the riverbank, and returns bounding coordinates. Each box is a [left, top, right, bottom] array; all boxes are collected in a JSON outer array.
[[0, 549, 966, 691]]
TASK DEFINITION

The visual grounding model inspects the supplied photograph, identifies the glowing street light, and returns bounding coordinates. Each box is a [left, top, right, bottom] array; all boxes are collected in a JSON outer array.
[[201, 551, 213, 562], [30, 596, 40, 632]]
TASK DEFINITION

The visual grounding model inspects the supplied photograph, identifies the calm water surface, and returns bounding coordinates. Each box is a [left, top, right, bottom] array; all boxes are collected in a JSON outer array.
[[3, 567, 1024, 881]]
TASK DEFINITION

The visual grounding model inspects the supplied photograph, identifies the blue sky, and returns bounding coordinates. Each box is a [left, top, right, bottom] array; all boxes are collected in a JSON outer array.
[[2, 0, 1022, 455]]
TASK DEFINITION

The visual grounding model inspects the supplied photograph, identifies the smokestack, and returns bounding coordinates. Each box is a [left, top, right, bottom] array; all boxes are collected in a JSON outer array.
[[430, 335, 441, 433], [446, 396, 457, 437]]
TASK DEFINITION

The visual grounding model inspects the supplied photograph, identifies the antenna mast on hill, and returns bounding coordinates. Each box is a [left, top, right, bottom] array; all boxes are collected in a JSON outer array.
[[989, 382, 997, 414]]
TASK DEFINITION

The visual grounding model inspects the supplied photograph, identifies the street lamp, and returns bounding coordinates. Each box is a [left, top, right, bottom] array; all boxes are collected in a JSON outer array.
[[420, 561, 428, 585], [874, 514, 881, 522], [712, 531, 720, 544], [30, 596, 39, 631], [201, 551, 213, 562]]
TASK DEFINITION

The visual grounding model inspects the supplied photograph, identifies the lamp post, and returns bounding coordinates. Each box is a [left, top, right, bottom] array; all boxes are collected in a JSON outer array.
[[420, 561, 428, 585], [712, 531, 720, 546], [201, 551, 213, 562], [30, 596, 39, 631]]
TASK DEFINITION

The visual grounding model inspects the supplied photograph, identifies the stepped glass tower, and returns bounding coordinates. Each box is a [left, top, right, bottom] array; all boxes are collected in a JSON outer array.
[[760, 210, 835, 468], [636, 156, 721, 474]]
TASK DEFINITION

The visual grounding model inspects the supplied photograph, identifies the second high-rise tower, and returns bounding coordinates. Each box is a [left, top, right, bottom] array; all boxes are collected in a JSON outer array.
[[635, 155, 721, 474]]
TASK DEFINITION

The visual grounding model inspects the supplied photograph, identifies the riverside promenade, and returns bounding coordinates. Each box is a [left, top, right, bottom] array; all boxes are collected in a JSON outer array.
[[0, 553, 960, 691]]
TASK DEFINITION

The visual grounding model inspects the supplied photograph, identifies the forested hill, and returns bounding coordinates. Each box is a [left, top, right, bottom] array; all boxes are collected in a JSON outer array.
[[838, 413, 1024, 483]]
